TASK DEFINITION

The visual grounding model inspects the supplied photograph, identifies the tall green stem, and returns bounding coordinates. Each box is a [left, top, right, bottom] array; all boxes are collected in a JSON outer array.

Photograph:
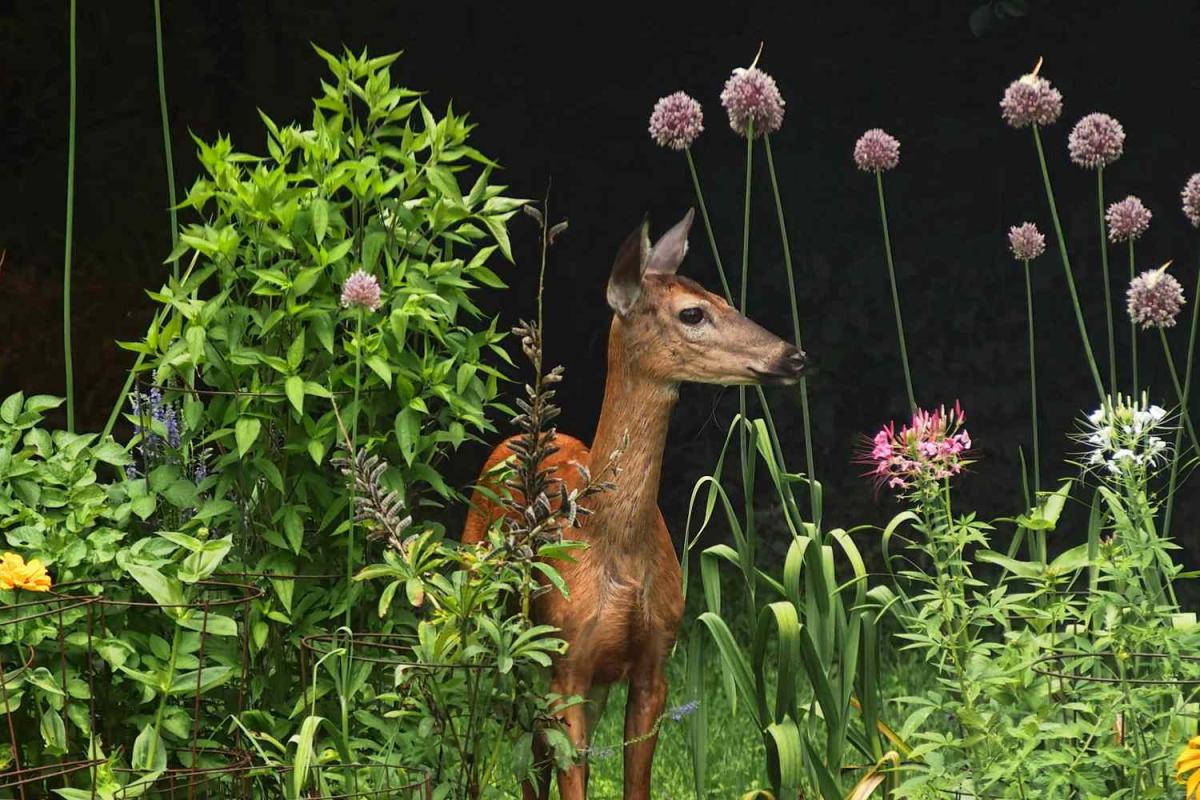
[[1129, 240, 1139, 394], [63, 0, 77, 432], [738, 125, 754, 602], [1032, 125, 1105, 400], [1097, 168, 1116, 394], [153, 0, 179, 280], [685, 150, 732, 302], [346, 311, 364, 627], [874, 171, 916, 411], [1158, 327, 1200, 456], [764, 136, 820, 531], [1164, 257, 1200, 539], [1023, 259, 1040, 498]]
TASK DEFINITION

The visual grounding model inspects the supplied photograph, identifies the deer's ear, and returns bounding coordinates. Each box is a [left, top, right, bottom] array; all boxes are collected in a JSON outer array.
[[606, 219, 651, 317], [645, 207, 694, 275]]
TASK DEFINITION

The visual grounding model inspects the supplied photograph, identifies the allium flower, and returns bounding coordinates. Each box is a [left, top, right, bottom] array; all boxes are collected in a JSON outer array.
[[1000, 73, 1063, 128], [1127, 264, 1185, 329], [1008, 222, 1046, 262], [648, 92, 704, 150], [1105, 196, 1152, 243], [1183, 173, 1200, 228], [1176, 735, 1200, 800], [720, 67, 784, 138], [860, 403, 973, 495], [1077, 393, 1172, 480], [1067, 113, 1125, 169], [853, 129, 900, 173], [341, 270, 382, 312], [0, 553, 51, 592]]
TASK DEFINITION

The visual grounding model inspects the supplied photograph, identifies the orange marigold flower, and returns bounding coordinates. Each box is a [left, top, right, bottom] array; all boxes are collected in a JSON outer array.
[[1176, 735, 1200, 799], [0, 553, 52, 592]]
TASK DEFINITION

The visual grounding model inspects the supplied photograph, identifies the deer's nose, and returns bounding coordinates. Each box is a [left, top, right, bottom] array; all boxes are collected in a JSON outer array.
[[780, 346, 808, 377]]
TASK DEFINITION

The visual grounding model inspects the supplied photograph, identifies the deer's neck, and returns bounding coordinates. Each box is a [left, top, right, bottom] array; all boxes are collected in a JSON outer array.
[[588, 319, 677, 552]]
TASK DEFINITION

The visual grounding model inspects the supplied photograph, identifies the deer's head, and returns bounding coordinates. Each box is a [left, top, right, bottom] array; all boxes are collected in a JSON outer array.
[[606, 209, 807, 387]]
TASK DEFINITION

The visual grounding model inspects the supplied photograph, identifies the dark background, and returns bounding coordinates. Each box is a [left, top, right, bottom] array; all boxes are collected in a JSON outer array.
[[3, 1, 1200, 564]]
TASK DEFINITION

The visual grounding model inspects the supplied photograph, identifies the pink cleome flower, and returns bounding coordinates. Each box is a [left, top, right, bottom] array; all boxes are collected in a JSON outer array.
[[861, 403, 973, 493], [649, 92, 704, 150], [340, 270, 382, 312]]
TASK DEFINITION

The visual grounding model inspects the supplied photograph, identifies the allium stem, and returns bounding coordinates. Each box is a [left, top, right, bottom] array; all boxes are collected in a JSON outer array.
[[1097, 168, 1116, 394], [874, 170, 916, 411], [346, 309, 364, 628], [63, 0, 77, 432], [685, 150, 733, 302], [153, 0, 179, 282], [764, 135, 820, 531], [1024, 260, 1041, 497], [738, 122, 754, 594], [1032, 125, 1105, 400], [1158, 327, 1199, 455], [1129, 240, 1139, 395], [1163, 257, 1200, 539]]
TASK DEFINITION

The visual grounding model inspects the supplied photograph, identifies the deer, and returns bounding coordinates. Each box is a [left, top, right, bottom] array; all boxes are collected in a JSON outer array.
[[460, 208, 807, 800]]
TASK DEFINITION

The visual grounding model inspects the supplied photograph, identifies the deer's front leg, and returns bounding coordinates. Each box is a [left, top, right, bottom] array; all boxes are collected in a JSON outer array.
[[553, 674, 592, 800], [622, 666, 668, 800]]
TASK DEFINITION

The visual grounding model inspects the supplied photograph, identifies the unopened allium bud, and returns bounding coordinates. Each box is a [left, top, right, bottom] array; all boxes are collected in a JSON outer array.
[[1127, 265, 1185, 329], [1068, 113, 1125, 169], [1008, 222, 1046, 262], [1000, 73, 1063, 128], [1182, 173, 1200, 228], [648, 92, 704, 150], [853, 129, 900, 173], [340, 270, 382, 312], [1106, 196, 1152, 243], [720, 67, 785, 138]]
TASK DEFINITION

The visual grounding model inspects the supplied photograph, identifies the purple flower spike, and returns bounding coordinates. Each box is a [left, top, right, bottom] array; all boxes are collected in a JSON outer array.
[[1068, 113, 1125, 169], [341, 270, 382, 312], [649, 92, 704, 150], [853, 129, 900, 173], [1183, 173, 1200, 228], [1106, 196, 1152, 243], [720, 67, 785, 139], [1000, 72, 1063, 128], [1008, 222, 1046, 262], [1128, 265, 1185, 329]]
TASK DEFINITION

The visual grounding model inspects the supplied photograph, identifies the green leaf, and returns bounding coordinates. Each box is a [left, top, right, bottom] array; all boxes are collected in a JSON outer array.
[[1, 392, 24, 424], [311, 198, 329, 244], [235, 417, 262, 457], [286, 376, 305, 415], [167, 666, 234, 696], [92, 440, 132, 466], [132, 723, 168, 772], [395, 407, 420, 465], [127, 564, 186, 611]]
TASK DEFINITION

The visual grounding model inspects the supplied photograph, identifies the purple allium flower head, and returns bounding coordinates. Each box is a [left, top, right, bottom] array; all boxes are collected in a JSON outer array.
[[1127, 264, 1186, 329], [340, 270, 382, 312], [1000, 70, 1063, 128], [720, 67, 785, 138], [1008, 222, 1046, 262], [1068, 113, 1125, 169], [853, 129, 901, 173], [1105, 196, 1152, 243], [648, 92, 704, 150], [1183, 173, 1200, 228]]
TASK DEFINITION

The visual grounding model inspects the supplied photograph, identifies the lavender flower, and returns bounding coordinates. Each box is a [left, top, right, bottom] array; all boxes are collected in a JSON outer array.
[[340, 270, 382, 312], [1183, 173, 1200, 228], [648, 92, 704, 150], [720, 67, 784, 138], [1127, 264, 1186, 329], [1105, 196, 1152, 243], [853, 129, 900, 173], [1008, 222, 1046, 262], [669, 699, 701, 722], [1000, 73, 1063, 128], [1067, 113, 1125, 169]]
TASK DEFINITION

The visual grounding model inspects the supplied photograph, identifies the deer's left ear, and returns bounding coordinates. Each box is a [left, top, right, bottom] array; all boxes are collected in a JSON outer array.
[[645, 208, 694, 275], [607, 218, 652, 317]]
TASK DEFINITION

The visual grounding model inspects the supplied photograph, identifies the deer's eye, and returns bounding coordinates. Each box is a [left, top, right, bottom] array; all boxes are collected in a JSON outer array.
[[678, 307, 704, 326]]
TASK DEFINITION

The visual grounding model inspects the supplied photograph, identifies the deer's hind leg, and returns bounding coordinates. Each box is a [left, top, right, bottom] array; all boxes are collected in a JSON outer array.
[[622, 664, 668, 800]]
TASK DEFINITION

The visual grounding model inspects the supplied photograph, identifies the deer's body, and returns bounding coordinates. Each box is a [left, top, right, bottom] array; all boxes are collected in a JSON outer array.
[[461, 211, 805, 799]]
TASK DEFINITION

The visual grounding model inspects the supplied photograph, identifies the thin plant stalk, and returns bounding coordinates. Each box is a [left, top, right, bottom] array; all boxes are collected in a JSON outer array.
[[1130, 240, 1139, 394], [1164, 257, 1200, 538], [1023, 258, 1041, 499], [737, 123, 754, 603], [1032, 125, 1105, 399], [346, 310, 364, 628], [63, 0, 77, 432], [874, 170, 916, 411], [1158, 327, 1200, 456], [763, 135, 820, 531], [153, 0, 179, 281], [1097, 168, 1116, 393]]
